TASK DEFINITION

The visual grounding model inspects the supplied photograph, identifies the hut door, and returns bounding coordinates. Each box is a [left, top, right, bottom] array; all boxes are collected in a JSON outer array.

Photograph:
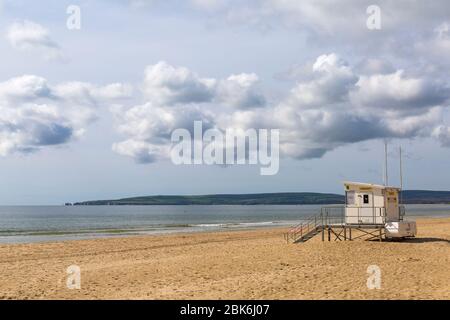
[[359, 193, 374, 224], [386, 196, 398, 222]]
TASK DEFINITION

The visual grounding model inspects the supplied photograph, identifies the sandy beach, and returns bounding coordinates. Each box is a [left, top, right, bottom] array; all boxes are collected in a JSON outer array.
[[0, 217, 449, 300]]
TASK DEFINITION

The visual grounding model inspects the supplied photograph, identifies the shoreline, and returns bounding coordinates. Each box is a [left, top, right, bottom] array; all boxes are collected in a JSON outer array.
[[0, 217, 449, 299], [0, 221, 292, 245], [0, 213, 448, 245]]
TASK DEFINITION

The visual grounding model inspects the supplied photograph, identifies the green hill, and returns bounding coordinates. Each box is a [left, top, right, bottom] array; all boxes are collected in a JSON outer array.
[[73, 190, 450, 205], [401, 190, 450, 204], [74, 192, 344, 205]]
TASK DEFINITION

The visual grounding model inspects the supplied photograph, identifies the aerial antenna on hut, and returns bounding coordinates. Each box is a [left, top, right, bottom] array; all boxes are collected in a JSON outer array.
[[399, 145, 403, 204], [383, 140, 389, 186]]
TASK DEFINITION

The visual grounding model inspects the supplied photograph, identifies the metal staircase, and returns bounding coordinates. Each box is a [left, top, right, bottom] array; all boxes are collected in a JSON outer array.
[[283, 214, 324, 243]]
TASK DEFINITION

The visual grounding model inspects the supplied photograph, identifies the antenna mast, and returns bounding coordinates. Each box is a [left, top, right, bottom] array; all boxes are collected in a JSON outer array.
[[384, 140, 388, 186], [399, 146, 403, 204]]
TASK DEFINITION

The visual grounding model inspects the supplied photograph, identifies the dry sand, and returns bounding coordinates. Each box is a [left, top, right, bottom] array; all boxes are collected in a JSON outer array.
[[0, 217, 449, 300]]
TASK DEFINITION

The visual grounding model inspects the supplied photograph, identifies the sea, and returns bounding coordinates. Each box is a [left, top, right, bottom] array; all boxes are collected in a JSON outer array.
[[0, 204, 449, 244]]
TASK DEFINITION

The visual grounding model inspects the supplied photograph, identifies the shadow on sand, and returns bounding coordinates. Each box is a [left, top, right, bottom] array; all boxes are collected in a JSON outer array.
[[394, 237, 450, 244]]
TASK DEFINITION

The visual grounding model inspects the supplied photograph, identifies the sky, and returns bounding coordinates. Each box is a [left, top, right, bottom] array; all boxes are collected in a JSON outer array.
[[0, 0, 450, 205]]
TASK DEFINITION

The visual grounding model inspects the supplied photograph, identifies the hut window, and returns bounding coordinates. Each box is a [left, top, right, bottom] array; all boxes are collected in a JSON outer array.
[[346, 191, 355, 205], [363, 194, 369, 204]]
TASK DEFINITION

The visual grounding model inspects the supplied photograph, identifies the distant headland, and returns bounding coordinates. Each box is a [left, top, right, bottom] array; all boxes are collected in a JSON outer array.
[[71, 190, 450, 206]]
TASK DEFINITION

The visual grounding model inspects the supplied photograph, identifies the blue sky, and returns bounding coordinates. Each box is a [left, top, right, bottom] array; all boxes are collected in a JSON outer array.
[[0, 0, 450, 204]]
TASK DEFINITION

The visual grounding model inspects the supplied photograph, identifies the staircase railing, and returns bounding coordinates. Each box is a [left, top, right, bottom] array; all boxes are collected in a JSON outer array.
[[284, 213, 323, 243], [284, 206, 345, 243]]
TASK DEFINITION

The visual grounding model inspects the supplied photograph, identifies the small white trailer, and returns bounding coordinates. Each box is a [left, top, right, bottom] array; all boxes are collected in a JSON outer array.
[[385, 221, 417, 238]]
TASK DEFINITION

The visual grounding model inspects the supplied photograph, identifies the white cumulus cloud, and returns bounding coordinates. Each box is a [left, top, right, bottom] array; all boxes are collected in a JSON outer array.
[[112, 56, 450, 164], [143, 61, 216, 105], [6, 20, 64, 61]]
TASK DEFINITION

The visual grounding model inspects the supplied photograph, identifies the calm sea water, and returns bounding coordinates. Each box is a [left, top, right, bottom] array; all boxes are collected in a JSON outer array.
[[0, 204, 449, 243]]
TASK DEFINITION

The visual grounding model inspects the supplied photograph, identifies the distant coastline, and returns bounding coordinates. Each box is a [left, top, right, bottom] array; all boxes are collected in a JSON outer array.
[[72, 190, 450, 206]]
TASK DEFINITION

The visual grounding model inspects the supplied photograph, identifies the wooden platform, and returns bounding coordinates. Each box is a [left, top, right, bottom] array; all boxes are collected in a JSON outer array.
[[320, 224, 385, 242]]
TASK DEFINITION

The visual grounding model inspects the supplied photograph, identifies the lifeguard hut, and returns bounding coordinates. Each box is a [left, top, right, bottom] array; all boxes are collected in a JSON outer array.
[[284, 181, 417, 243], [284, 143, 417, 243], [344, 181, 402, 225]]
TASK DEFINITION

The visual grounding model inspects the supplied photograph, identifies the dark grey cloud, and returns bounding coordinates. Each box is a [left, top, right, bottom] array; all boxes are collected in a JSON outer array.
[[0, 75, 131, 156], [30, 123, 73, 146]]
